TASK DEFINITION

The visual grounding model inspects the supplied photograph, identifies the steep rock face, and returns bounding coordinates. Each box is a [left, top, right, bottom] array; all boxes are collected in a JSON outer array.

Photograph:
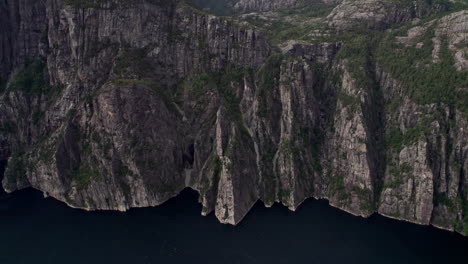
[[1, 0, 270, 221], [375, 10, 467, 230], [432, 10, 468, 69], [323, 64, 374, 217], [233, 0, 343, 13], [189, 0, 332, 15], [234, 0, 307, 12], [327, 0, 448, 30], [0, 0, 467, 235], [0, 0, 48, 80], [377, 66, 467, 229]]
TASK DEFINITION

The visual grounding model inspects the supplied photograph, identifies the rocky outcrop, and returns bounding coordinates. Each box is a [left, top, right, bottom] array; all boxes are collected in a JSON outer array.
[[376, 68, 467, 230], [327, 0, 449, 30], [199, 0, 341, 14], [0, 0, 466, 235], [234, 0, 307, 12], [433, 10, 468, 70], [1, 0, 271, 222]]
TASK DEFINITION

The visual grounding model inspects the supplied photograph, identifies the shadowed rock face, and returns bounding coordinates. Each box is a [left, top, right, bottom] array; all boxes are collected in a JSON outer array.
[[0, 0, 467, 234]]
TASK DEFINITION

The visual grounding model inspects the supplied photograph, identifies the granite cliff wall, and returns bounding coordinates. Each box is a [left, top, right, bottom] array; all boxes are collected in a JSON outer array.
[[0, 0, 466, 234]]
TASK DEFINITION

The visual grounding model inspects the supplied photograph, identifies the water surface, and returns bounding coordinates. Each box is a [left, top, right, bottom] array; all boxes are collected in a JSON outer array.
[[0, 188, 467, 264]]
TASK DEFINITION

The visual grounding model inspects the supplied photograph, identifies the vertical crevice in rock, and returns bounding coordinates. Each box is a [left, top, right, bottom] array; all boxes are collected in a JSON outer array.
[[361, 57, 386, 210], [55, 122, 82, 182], [0, 160, 7, 195], [0, 0, 12, 80], [183, 143, 195, 169]]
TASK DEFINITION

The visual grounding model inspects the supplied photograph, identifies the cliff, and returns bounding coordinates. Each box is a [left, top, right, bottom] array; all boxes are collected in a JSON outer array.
[[0, 0, 467, 235]]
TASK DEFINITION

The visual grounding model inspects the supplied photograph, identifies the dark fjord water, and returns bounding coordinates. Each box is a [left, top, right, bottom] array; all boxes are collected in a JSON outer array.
[[0, 187, 467, 264]]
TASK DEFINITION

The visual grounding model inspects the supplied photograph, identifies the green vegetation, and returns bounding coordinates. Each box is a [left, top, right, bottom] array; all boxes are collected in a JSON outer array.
[[242, 2, 335, 45], [446, 195, 468, 235], [450, 0, 468, 11], [71, 166, 99, 190], [64, 0, 106, 8], [329, 3, 467, 118], [353, 187, 373, 211], [179, 73, 218, 100], [64, 0, 95, 6], [178, 65, 250, 122], [199, 154, 222, 196], [8, 60, 50, 94], [463, 198, 468, 235], [111, 78, 154, 86], [5, 60, 64, 126], [434, 193, 468, 235], [451, 159, 461, 173], [64, 0, 95, 7], [376, 27, 468, 117], [215, 66, 249, 122], [434, 193, 456, 212], [186, 0, 234, 16], [384, 162, 413, 189], [65, 0, 174, 9], [114, 48, 154, 78], [339, 91, 360, 119], [385, 123, 427, 152], [339, 92, 359, 109], [329, 175, 349, 202], [279, 140, 300, 160], [278, 188, 292, 201], [336, 33, 381, 90]]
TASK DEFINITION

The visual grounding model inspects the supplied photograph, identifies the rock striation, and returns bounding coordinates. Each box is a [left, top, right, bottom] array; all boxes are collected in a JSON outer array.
[[0, 0, 467, 234]]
